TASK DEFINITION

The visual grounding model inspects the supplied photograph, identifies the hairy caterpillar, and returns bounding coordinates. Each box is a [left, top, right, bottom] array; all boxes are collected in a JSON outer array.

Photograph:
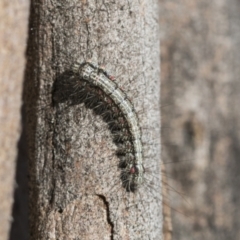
[[71, 61, 144, 192], [49, 60, 162, 239], [54, 62, 205, 239]]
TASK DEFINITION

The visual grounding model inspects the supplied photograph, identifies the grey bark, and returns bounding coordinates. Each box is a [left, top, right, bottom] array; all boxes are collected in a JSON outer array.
[[0, 1, 29, 239], [25, 1, 162, 239], [160, 0, 240, 239]]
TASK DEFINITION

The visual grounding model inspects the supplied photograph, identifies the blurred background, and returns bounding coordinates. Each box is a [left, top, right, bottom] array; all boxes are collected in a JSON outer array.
[[5, 0, 240, 239], [160, 0, 240, 240]]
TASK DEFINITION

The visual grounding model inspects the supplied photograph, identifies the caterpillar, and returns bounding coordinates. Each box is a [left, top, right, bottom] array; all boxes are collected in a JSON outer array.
[[50, 60, 162, 239], [71, 61, 144, 192]]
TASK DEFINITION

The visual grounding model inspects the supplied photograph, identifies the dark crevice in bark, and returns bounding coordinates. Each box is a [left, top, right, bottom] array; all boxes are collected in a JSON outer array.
[[96, 194, 114, 240]]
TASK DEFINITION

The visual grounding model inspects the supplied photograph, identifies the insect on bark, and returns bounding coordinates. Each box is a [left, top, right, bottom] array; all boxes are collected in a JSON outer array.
[[72, 61, 145, 192]]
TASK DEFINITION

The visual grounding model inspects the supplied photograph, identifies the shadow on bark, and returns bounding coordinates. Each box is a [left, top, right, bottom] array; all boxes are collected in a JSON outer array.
[[9, 106, 29, 240]]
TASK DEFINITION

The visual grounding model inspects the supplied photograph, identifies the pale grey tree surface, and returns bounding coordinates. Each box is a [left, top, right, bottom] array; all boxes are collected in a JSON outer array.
[[25, 1, 162, 239]]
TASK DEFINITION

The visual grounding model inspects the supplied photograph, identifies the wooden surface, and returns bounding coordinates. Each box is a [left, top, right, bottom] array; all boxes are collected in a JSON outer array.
[[24, 1, 162, 239]]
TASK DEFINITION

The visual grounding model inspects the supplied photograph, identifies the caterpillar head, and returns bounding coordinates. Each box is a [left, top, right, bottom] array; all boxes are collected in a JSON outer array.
[[121, 163, 145, 192]]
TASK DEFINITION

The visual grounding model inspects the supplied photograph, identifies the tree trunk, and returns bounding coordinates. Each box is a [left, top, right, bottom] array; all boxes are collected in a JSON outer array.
[[0, 1, 29, 239], [25, 1, 162, 239], [160, 0, 240, 239]]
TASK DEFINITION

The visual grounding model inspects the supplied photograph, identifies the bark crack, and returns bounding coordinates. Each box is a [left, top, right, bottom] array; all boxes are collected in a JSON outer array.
[[96, 194, 114, 240]]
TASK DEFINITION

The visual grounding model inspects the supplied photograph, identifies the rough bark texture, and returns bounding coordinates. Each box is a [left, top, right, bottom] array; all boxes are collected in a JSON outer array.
[[0, 1, 29, 239], [160, 0, 240, 239], [25, 1, 162, 239]]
